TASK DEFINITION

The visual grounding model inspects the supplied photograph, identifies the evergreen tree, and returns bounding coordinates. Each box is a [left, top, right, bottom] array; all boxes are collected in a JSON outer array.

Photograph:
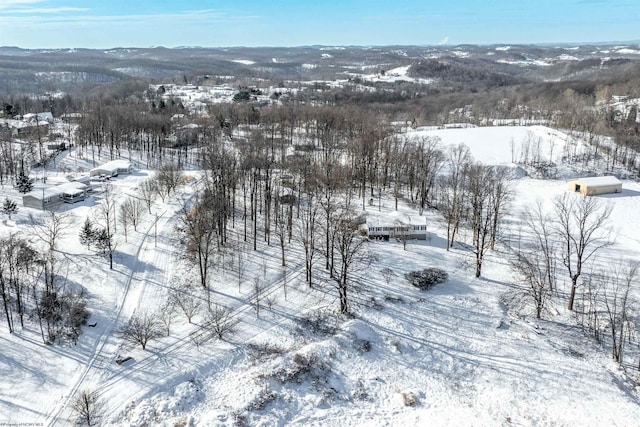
[[95, 227, 110, 253], [1, 198, 18, 219], [95, 227, 115, 269], [79, 218, 96, 250], [15, 173, 34, 194]]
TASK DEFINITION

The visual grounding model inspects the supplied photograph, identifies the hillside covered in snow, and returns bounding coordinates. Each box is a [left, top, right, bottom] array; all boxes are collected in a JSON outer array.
[[0, 121, 638, 426]]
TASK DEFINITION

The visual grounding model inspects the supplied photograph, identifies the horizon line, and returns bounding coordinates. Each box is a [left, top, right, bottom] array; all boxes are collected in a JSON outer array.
[[1, 39, 640, 51]]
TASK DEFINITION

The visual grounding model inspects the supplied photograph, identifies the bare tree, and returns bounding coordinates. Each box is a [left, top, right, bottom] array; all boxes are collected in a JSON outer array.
[[31, 211, 72, 289], [118, 208, 129, 242], [120, 311, 163, 350], [139, 178, 157, 213], [602, 262, 637, 364], [190, 328, 211, 350], [521, 200, 557, 292], [253, 276, 262, 318], [554, 194, 613, 311], [394, 219, 411, 250], [177, 194, 217, 289], [0, 233, 86, 343], [440, 144, 472, 250], [71, 390, 104, 427], [157, 299, 176, 336], [170, 289, 201, 323], [512, 252, 552, 319], [331, 209, 369, 314], [0, 234, 41, 333], [155, 163, 184, 202], [466, 164, 494, 278], [580, 275, 604, 341], [235, 237, 246, 291], [206, 304, 236, 339], [120, 196, 145, 232], [415, 136, 444, 213], [297, 195, 319, 287], [200, 140, 237, 247], [381, 267, 396, 287], [274, 203, 288, 267], [489, 166, 512, 250]]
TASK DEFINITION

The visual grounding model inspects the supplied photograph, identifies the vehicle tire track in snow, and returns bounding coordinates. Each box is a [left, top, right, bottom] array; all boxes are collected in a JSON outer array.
[[99, 260, 308, 418], [100, 259, 306, 388], [45, 210, 168, 427]]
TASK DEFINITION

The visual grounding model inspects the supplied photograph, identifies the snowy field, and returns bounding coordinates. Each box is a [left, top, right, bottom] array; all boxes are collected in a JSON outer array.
[[0, 126, 639, 426], [405, 125, 566, 166], [358, 65, 435, 85]]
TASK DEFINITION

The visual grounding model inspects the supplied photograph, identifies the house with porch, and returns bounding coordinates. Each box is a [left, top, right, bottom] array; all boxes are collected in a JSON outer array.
[[366, 214, 428, 241], [22, 182, 88, 210]]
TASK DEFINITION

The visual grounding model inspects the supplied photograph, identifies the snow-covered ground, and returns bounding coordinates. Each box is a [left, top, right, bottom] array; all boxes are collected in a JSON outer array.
[[405, 125, 565, 166], [0, 126, 639, 426], [357, 65, 435, 85]]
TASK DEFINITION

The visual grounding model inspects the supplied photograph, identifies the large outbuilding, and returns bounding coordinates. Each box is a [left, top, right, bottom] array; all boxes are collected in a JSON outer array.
[[567, 176, 622, 196], [90, 160, 132, 177]]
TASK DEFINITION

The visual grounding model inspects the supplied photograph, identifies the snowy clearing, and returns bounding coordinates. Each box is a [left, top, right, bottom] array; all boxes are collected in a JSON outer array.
[[0, 124, 639, 426]]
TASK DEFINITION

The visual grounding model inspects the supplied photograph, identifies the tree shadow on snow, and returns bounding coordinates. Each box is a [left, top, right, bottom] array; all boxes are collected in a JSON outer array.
[[112, 251, 161, 274]]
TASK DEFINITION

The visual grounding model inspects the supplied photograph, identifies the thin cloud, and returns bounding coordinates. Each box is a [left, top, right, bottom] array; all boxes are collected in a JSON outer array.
[[0, 0, 43, 9], [0, 0, 43, 4], [11, 7, 89, 13], [0, 9, 259, 25]]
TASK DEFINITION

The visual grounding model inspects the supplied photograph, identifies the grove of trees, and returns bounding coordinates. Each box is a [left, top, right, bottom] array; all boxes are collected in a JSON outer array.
[[0, 56, 638, 374]]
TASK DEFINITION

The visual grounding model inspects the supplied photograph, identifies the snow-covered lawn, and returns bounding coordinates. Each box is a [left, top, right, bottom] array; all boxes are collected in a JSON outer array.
[[0, 135, 639, 426], [405, 125, 565, 166]]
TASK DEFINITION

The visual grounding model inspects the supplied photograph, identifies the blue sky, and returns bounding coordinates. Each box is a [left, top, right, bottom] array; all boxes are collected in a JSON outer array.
[[0, 0, 638, 48]]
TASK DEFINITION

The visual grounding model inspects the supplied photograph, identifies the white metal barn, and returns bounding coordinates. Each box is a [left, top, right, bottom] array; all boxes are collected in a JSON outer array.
[[567, 176, 622, 196], [90, 160, 132, 177]]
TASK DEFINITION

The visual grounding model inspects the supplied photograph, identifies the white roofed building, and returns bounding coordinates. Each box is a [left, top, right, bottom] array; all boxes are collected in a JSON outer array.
[[90, 160, 132, 177], [22, 182, 88, 210], [366, 214, 428, 241], [567, 176, 622, 196]]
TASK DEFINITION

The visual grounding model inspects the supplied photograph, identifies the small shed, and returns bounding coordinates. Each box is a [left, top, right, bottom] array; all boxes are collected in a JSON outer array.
[[568, 176, 622, 196]]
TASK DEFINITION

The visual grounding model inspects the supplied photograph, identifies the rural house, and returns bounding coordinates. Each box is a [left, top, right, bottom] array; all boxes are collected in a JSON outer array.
[[90, 160, 132, 178], [22, 182, 88, 210], [567, 176, 622, 196], [367, 215, 428, 241], [22, 112, 54, 124]]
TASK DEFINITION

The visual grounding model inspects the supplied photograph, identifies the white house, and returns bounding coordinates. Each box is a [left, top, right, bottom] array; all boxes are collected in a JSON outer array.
[[367, 215, 428, 241], [22, 182, 88, 210], [60, 112, 83, 123], [23, 112, 54, 124], [58, 182, 89, 203], [90, 160, 132, 177]]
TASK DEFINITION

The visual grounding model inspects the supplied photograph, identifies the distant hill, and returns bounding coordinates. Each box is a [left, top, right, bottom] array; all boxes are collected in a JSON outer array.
[[0, 44, 639, 94]]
